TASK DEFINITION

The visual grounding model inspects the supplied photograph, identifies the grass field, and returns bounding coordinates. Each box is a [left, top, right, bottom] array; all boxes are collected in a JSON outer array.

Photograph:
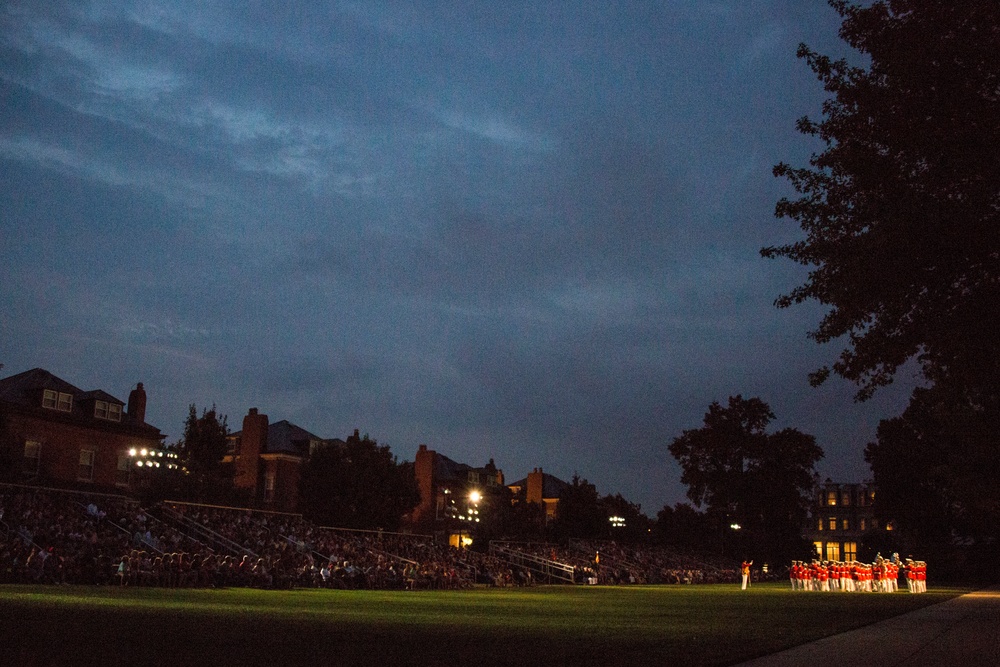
[[0, 583, 968, 666]]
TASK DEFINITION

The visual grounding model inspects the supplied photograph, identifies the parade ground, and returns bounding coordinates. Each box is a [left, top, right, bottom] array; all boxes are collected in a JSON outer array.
[[0, 582, 976, 666]]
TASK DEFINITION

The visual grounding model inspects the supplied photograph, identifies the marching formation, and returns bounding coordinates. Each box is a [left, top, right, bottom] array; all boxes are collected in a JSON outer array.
[[789, 556, 927, 593]]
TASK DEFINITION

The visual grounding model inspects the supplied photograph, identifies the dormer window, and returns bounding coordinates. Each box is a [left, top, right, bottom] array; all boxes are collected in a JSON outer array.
[[43, 389, 73, 412], [95, 400, 122, 422]]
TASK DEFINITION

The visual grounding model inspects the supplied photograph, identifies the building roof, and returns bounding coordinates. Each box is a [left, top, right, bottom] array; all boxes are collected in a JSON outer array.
[[430, 451, 500, 484], [231, 419, 343, 456], [509, 471, 571, 500], [0, 367, 81, 399], [0, 367, 164, 440]]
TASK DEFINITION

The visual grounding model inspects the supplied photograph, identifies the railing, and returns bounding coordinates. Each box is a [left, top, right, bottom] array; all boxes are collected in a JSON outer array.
[[568, 539, 645, 577], [156, 505, 257, 558], [489, 542, 576, 584]]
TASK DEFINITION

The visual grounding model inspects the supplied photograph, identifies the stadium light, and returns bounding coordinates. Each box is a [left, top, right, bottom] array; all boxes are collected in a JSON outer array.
[[469, 490, 481, 504]]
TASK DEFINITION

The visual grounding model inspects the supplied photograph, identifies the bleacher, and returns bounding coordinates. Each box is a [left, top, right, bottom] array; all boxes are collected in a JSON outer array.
[[1, 484, 737, 589]]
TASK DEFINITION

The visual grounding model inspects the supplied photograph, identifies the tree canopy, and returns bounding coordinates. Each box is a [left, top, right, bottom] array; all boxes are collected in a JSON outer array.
[[553, 475, 606, 540], [298, 430, 419, 531], [865, 385, 1000, 575], [767, 0, 1000, 574], [763, 0, 1000, 400], [175, 404, 232, 502], [669, 396, 822, 561]]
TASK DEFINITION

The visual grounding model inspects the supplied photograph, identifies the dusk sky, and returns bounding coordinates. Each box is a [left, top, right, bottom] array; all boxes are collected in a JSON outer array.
[[1, 1, 916, 515]]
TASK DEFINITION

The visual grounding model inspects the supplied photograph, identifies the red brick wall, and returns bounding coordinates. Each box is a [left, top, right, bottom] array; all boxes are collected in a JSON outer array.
[[3, 411, 162, 488], [273, 457, 301, 513]]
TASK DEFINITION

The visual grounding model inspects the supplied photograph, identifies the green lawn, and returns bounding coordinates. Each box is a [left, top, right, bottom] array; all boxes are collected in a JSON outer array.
[[0, 583, 967, 666]]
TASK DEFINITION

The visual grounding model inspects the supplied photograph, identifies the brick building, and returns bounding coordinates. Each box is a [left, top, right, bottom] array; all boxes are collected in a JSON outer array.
[[411, 444, 504, 530], [804, 480, 889, 561], [0, 368, 167, 491], [507, 468, 569, 523], [225, 408, 344, 512]]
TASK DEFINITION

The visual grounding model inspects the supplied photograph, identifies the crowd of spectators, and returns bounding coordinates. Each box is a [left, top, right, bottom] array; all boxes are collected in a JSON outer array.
[[492, 539, 738, 585], [3, 485, 738, 590], [0, 485, 196, 586]]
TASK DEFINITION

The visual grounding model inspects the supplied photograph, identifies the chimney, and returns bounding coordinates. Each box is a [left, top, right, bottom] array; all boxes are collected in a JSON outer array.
[[527, 468, 544, 505], [127, 383, 147, 423], [413, 444, 436, 523], [234, 408, 268, 493]]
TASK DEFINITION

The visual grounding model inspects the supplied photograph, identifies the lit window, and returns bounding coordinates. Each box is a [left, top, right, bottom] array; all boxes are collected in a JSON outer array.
[[78, 449, 96, 482], [43, 390, 73, 412], [826, 542, 840, 561], [828, 517, 837, 531], [817, 519, 824, 531], [860, 518, 867, 531], [841, 518, 850, 531], [826, 490, 838, 506], [843, 542, 857, 560], [813, 541, 823, 558], [24, 441, 41, 475]]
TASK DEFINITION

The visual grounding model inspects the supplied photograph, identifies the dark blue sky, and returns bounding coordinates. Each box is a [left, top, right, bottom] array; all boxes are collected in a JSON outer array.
[[0, 1, 915, 514]]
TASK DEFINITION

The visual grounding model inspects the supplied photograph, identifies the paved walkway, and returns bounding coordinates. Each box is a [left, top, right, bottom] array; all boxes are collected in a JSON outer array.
[[735, 586, 1000, 667]]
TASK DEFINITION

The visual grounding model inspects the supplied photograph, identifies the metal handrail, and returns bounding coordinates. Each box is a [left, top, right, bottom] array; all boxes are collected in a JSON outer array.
[[157, 505, 258, 558], [489, 543, 575, 584]]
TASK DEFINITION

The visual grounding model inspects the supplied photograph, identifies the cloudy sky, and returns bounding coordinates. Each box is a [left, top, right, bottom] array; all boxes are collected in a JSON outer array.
[[0, 0, 916, 514]]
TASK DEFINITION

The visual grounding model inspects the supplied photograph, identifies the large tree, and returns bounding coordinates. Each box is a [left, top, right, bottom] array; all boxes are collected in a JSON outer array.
[[175, 404, 232, 502], [298, 431, 419, 531], [552, 474, 606, 540], [669, 396, 822, 562], [763, 0, 1000, 401], [655, 503, 714, 550], [765, 1, 1000, 570], [865, 385, 1000, 576]]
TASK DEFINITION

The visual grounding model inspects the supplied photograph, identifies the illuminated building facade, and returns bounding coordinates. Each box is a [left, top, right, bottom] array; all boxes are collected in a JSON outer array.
[[507, 468, 569, 523], [0, 368, 166, 491], [804, 480, 884, 561], [411, 444, 504, 533]]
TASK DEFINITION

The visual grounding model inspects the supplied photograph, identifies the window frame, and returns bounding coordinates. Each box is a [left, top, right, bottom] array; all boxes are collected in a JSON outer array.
[[78, 449, 96, 482], [43, 389, 74, 412], [94, 400, 123, 422], [24, 440, 41, 475]]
